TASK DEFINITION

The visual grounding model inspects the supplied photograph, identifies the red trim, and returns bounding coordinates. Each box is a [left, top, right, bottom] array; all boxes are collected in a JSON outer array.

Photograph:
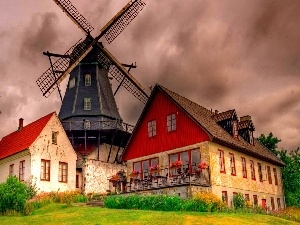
[[229, 153, 236, 176]]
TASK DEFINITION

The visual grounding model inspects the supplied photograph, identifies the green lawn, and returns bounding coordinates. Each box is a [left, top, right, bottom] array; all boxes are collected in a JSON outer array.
[[1, 204, 299, 225]]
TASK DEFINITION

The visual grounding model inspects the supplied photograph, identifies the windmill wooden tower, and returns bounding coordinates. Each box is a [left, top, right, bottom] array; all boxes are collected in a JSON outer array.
[[36, 0, 148, 165]]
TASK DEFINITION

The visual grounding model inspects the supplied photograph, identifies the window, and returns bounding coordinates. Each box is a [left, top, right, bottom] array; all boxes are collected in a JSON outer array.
[[229, 153, 236, 176], [52, 131, 58, 145], [273, 168, 278, 185], [167, 113, 176, 132], [257, 163, 263, 182], [148, 120, 156, 137], [9, 164, 14, 177], [41, 159, 50, 181], [241, 157, 247, 178], [76, 175, 79, 188], [271, 197, 275, 210], [232, 120, 238, 139], [253, 195, 258, 206], [84, 120, 91, 130], [249, 130, 254, 145], [19, 160, 25, 181], [84, 98, 91, 110], [277, 198, 281, 209], [59, 162, 68, 182], [85, 74, 91, 86], [250, 160, 256, 180], [218, 150, 226, 173], [133, 158, 158, 179], [245, 194, 250, 201], [222, 191, 228, 205], [69, 77, 76, 89], [267, 166, 272, 184], [169, 149, 200, 176]]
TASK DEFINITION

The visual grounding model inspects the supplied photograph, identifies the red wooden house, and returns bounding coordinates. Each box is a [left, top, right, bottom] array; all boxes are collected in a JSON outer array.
[[118, 84, 285, 209]]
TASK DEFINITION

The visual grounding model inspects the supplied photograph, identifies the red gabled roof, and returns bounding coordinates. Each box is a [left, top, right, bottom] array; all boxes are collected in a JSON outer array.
[[0, 112, 55, 160]]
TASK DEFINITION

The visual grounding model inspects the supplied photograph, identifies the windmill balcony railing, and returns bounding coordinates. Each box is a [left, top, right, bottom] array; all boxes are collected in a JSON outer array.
[[108, 163, 211, 194], [61, 119, 134, 133]]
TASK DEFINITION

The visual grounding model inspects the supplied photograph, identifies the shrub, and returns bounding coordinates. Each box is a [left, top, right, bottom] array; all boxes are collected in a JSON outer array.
[[0, 176, 28, 215], [192, 191, 226, 212], [233, 193, 246, 209]]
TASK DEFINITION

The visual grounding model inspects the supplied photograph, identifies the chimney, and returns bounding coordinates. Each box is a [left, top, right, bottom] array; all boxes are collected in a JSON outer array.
[[240, 115, 251, 122], [18, 118, 24, 131]]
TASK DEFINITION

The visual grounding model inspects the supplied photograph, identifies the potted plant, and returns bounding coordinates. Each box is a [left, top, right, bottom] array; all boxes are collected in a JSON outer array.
[[170, 160, 183, 168]]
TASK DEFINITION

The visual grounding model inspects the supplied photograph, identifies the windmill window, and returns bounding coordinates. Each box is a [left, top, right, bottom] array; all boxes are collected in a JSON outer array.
[[148, 120, 156, 137], [84, 98, 91, 110], [84, 120, 91, 130], [167, 113, 176, 132], [85, 74, 91, 86], [69, 77, 76, 89]]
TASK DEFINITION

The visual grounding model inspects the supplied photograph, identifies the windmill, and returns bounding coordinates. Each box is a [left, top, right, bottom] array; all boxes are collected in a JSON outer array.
[[36, 0, 148, 163]]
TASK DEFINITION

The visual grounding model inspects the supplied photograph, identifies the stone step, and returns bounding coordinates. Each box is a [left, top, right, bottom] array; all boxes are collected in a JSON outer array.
[[86, 200, 105, 207]]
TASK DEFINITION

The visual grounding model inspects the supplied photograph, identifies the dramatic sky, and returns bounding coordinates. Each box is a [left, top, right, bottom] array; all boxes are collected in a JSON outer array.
[[0, 0, 299, 150]]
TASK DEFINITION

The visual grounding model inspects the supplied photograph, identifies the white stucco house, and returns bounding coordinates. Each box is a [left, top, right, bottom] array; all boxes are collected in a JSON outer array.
[[0, 112, 77, 193]]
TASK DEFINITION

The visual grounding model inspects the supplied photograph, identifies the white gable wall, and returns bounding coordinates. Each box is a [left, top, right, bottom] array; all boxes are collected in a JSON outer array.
[[29, 114, 77, 193]]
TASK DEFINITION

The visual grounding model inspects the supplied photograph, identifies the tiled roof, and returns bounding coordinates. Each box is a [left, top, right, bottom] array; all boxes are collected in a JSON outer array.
[[0, 112, 55, 160], [158, 85, 284, 166], [212, 110, 236, 122]]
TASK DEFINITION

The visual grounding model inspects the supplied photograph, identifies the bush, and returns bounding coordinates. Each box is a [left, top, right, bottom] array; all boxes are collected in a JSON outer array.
[[192, 192, 226, 212], [0, 176, 28, 215], [233, 193, 246, 209]]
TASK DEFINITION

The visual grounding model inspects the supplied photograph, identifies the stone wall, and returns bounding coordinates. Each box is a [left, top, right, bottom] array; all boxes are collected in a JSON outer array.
[[208, 142, 285, 209], [81, 143, 126, 194]]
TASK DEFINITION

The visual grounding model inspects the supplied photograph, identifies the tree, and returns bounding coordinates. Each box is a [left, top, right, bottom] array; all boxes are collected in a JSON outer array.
[[257, 133, 300, 207], [257, 132, 281, 156]]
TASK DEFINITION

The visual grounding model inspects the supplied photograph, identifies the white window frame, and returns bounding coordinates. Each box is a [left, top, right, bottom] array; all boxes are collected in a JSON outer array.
[[85, 74, 91, 86], [167, 113, 176, 132], [84, 98, 91, 110], [148, 120, 156, 137]]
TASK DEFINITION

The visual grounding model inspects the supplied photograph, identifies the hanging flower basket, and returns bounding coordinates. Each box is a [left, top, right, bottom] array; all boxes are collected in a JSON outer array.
[[170, 160, 183, 168], [198, 162, 208, 169], [130, 170, 140, 177], [109, 174, 120, 182]]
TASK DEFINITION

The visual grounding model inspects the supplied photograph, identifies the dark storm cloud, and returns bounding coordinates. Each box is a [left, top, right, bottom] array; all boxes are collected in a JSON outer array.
[[19, 12, 61, 64]]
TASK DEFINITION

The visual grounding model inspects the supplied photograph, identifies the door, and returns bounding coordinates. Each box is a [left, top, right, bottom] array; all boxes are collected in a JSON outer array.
[[261, 199, 267, 210]]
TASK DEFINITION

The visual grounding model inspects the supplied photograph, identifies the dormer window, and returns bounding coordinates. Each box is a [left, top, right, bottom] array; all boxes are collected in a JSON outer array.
[[85, 74, 91, 86], [249, 130, 254, 145], [232, 120, 238, 139]]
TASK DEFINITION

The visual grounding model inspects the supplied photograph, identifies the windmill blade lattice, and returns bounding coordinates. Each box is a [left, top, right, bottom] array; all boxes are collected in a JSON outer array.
[[37, 0, 147, 101], [96, 46, 148, 103], [101, 0, 146, 44], [36, 38, 93, 97], [53, 0, 94, 35]]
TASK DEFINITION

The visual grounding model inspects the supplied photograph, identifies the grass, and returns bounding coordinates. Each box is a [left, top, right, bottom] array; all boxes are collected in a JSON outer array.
[[1, 204, 299, 225]]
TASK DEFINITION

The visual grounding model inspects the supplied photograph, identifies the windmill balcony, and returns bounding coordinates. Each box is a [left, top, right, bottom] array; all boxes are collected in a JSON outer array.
[[108, 164, 211, 196]]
